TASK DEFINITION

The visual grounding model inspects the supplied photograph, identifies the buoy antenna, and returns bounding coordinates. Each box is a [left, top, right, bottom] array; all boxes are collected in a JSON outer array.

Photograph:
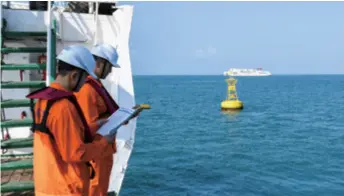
[[226, 77, 239, 101]]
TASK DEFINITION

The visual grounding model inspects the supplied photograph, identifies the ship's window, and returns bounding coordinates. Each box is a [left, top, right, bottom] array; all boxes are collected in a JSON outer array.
[[66, 2, 118, 15], [95, 2, 118, 15], [28, 1, 118, 15], [29, 1, 48, 11]]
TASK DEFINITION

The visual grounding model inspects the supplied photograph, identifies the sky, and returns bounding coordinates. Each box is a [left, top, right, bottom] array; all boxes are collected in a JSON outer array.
[[119, 1, 344, 75]]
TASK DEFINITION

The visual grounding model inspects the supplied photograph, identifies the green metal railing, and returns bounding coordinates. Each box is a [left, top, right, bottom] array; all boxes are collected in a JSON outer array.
[[1, 8, 57, 193]]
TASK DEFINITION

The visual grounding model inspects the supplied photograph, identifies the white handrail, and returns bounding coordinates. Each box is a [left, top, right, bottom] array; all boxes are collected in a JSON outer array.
[[56, 4, 66, 48], [46, 0, 52, 86], [0, 2, 3, 41], [0, 1, 2, 38], [93, 2, 99, 46]]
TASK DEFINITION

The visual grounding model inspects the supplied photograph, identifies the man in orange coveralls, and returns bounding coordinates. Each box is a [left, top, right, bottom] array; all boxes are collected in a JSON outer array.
[[26, 45, 116, 196], [75, 44, 139, 196]]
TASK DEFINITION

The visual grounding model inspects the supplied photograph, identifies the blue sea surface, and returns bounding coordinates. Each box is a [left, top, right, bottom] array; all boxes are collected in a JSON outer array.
[[120, 75, 344, 196]]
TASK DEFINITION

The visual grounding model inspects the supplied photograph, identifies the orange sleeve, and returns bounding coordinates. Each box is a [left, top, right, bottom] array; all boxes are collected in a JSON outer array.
[[88, 122, 100, 135], [75, 83, 116, 153], [50, 105, 113, 163], [75, 84, 100, 133]]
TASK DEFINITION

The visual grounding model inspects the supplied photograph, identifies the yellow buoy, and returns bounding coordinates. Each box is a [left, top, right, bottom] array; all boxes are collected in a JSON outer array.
[[221, 77, 244, 110]]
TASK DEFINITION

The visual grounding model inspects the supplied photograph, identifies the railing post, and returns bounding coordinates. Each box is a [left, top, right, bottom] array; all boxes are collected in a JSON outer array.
[[93, 2, 99, 46], [0, 2, 3, 55], [46, 0, 52, 86], [50, 19, 56, 82]]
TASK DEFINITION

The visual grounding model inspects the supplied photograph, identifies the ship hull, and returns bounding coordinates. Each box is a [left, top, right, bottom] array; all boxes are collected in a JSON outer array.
[[226, 74, 272, 77], [223, 69, 272, 77]]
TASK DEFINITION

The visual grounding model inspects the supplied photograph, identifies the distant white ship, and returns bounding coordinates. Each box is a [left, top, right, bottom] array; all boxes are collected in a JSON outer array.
[[223, 68, 272, 76]]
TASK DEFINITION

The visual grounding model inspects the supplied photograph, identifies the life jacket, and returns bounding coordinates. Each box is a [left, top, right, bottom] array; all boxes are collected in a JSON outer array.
[[26, 87, 95, 179], [85, 78, 119, 117]]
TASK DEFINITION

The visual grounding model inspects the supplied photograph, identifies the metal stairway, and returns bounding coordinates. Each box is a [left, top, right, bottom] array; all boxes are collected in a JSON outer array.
[[1, 9, 57, 193]]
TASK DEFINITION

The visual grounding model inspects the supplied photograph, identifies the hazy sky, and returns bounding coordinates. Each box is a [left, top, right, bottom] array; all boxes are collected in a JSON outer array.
[[120, 1, 344, 75]]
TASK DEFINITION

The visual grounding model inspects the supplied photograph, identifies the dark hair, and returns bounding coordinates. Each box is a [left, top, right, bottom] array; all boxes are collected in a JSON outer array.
[[57, 60, 84, 76]]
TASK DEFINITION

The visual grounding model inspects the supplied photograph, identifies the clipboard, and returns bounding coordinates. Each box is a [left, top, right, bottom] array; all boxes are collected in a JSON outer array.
[[97, 104, 151, 137]]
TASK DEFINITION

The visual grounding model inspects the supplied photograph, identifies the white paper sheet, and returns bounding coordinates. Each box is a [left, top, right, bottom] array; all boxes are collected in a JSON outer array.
[[97, 107, 135, 137]]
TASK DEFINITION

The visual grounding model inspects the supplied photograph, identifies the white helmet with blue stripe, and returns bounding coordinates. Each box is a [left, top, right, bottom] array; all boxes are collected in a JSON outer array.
[[91, 44, 120, 68], [56, 45, 98, 79]]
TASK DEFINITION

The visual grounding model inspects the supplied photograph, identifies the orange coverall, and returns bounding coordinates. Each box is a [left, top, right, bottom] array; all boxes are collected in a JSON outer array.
[[75, 76, 117, 196], [33, 82, 114, 196]]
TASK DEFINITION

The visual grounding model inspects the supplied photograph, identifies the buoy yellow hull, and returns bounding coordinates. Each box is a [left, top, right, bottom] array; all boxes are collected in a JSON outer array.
[[221, 100, 243, 110]]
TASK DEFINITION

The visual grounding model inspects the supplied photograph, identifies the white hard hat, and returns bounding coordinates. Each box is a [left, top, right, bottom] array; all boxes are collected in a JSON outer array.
[[91, 44, 120, 68], [57, 45, 98, 79]]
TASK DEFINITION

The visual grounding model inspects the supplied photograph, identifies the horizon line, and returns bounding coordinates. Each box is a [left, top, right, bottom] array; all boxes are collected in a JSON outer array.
[[132, 73, 344, 76]]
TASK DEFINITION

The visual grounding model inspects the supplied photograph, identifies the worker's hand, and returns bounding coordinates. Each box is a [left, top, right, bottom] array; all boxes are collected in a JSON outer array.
[[96, 119, 108, 127], [103, 134, 115, 144]]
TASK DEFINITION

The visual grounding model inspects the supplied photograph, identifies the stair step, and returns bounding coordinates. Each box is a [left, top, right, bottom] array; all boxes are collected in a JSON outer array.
[[1, 153, 33, 158], [1, 181, 34, 193], [1, 99, 34, 108], [4, 31, 47, 37], [1, 81, 45, 89], [1, 138, 33, 149], [1, 119, 33, 128], [1, 47, 46, 53], [1, 159, 33, 171], [1, 63, 46, 70]]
